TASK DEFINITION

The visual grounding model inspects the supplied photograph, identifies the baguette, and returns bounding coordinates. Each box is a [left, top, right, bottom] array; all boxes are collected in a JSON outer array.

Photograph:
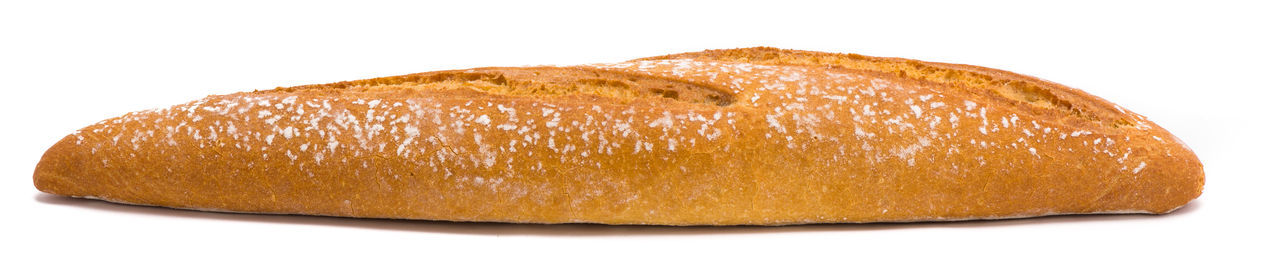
[[33, 47, 1203, 225]]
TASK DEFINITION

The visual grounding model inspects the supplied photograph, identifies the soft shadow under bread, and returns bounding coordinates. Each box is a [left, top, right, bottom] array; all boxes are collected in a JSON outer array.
[[35, 193, 1198, 236]]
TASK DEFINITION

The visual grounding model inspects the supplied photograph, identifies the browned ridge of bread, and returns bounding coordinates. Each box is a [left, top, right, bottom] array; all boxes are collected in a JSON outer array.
[[33, 47, 1203, 225]]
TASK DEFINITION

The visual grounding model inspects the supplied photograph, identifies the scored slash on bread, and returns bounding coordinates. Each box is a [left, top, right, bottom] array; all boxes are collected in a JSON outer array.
[[34, 47, 1203, 225]]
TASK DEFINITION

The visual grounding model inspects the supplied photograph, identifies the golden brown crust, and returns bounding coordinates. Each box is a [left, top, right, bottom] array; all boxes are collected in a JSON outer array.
[[33, 47, 1202, 225]]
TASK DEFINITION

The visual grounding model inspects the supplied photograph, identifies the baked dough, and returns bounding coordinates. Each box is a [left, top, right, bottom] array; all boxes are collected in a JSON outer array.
[[33, 47, 1203, 225]]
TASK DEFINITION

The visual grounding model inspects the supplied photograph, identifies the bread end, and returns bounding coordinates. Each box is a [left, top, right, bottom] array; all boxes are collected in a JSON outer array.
[[33, 135, 87, 197]]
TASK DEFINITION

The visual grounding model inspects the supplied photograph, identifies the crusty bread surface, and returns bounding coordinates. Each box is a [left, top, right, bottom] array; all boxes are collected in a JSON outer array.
[[34, 47, 1203, 225]]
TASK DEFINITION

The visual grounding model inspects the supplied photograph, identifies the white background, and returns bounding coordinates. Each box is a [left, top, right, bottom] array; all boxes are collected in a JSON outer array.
[[2, 0, 1276, 261]]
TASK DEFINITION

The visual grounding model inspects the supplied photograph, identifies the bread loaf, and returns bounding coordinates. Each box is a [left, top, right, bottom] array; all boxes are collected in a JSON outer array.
[[33, 47, 1203, 225]]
